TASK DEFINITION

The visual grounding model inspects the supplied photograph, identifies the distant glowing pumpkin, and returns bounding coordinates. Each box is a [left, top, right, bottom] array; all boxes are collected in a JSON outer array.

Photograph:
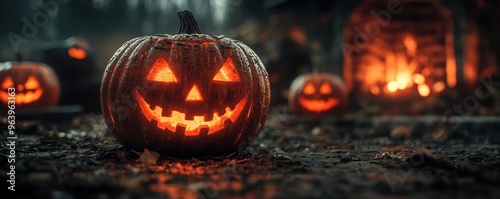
[[33, 37, 101, 112], [289, 73, 347, 116], [0, 61, 60, 109], [100, 11, 270, 156]]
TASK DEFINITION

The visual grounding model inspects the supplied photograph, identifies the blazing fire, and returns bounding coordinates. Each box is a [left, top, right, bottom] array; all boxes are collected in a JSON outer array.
[[343, 0, 457, 101], [364, 34, 453, 98]]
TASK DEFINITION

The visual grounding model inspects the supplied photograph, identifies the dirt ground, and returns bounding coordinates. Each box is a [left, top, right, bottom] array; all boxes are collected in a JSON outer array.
[[1, 112, 499, 199]]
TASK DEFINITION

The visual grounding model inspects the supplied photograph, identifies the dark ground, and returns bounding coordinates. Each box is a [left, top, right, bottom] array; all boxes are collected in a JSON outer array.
[[1, 111, 500, 199]]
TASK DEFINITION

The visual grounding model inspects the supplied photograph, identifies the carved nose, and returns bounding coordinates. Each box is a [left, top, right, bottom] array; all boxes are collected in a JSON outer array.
[[185, 84, 203, 101]]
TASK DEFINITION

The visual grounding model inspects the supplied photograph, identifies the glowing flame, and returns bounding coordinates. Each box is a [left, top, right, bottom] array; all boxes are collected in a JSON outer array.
[[404, 34, 417, 56], [446, 32, 457, 88], [357, 32, 452, 98], [387, 81, 398, 92], [396, 71, 411, 90], [370, 86, 380, 95], [413, 74, 425, 85], [433, 81, 446, 93], [418, 84, 430, 97]]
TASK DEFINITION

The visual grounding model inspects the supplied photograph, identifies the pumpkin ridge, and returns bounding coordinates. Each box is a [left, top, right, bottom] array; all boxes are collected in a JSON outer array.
[[230, 42, 267, 145], [118, 38, 152, 105], [101, 38, 137, 126], [102, 37, 139, 88], [107, 38, 149, 129]]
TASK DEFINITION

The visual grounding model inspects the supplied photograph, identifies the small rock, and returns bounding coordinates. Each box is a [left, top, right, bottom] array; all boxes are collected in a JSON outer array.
[[276, 137, 288, 147], [431, 126, 449, 142], [137, 149, 160, 166], [311, 127, 325, 136], [390, 125, 412, 139], [57, 132, 66, 138]]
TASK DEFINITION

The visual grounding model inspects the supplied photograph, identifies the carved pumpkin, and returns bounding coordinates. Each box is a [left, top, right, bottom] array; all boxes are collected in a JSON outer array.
[[0, 61, 60, 109], [288, 73, 347, 116], [32, 37, 101, 112], [34, 37, 96, 79], [101, 11, 270, 156]]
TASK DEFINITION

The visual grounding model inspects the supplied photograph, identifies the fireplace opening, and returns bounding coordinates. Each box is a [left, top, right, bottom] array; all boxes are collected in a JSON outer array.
[[343, 0, 456, 111]]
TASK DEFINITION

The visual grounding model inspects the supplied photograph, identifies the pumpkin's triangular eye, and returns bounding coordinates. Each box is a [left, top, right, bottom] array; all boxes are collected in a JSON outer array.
[[319, 82, 332, 94], [25, 75, 40, 89], [213, 58, 240, 82], [147, 56, 178, 82], [1, 77, 14, 89], [303, 82, 316, 95]]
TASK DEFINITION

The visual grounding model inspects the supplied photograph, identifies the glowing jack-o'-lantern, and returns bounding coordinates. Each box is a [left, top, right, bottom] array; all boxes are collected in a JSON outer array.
[[0, 61, 60, 109], [33, 37, 101, 112], [288, 73, 347, 116], [101, 11, 270, 156], [34, 37, 95, 79]]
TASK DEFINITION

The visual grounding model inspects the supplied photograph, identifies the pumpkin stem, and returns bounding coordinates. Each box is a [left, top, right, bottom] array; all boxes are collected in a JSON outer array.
[[177, 10, 202, 34]]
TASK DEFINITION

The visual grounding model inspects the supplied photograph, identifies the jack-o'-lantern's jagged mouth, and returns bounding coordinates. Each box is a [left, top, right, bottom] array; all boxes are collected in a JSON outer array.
[[136, 90, 247, 136]]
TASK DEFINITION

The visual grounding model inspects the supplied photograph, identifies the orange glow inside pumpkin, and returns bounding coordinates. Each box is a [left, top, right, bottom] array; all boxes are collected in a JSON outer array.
[[67, 47, 87, 60], [147, 56, 178, 83], [298, 81, 340, 113], [1, 76, 14, 88], [213, 58, 240, 82], [298, 97, 339, 113], [136, 90, 247, 136], [303, 82, 316, 95], [0, 75, 44, 105], [185, 85, 203, 101], [319, 83, 332, 94], [136, 56, 246, 135]]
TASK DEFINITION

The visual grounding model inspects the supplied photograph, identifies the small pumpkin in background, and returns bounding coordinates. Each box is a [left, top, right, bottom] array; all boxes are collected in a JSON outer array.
[[34, 37, 97, 79], [32, 37, 101, 112], [288, 73, 347, 116], [0, 55, 60, 110], [101, 11, 270, 156]]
